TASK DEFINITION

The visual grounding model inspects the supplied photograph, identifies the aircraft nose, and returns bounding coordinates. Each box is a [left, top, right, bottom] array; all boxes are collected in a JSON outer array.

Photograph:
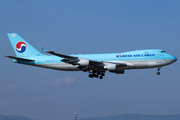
[[172, 56, 177, 63], [174, 56, 177, 62]]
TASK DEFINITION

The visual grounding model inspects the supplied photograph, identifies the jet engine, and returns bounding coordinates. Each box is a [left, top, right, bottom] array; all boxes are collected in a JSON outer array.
[[77, 59, 89, 66], [104, 64, 116, 71]]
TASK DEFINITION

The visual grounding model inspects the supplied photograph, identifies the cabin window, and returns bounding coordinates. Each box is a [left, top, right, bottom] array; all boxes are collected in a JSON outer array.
[[161, 51, 166, 53]]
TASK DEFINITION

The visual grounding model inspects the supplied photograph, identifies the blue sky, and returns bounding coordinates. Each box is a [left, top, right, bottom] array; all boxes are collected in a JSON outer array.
[[0, 0, 180, 120]]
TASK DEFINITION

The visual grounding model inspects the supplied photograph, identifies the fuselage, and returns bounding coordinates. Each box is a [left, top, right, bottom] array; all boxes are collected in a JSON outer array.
[[13, 49, 177, 71]]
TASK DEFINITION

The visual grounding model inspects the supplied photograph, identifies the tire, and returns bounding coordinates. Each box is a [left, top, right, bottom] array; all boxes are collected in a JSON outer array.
[[89, 74, 93, 78], [157, 72, 160, 75]]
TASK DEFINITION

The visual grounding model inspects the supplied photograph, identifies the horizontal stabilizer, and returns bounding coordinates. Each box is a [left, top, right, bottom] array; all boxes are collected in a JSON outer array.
[[5, 55, 35, 62]]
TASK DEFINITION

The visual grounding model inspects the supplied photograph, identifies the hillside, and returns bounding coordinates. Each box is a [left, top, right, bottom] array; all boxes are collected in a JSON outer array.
[[78, 114, 180, 120], [0, 115, 33, 120]]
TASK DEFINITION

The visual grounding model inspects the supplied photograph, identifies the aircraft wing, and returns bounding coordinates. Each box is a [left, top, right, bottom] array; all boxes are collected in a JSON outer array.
[[40, 47, 102, 65], [40, 47, 127, 70], [40, 47, 77, 59]]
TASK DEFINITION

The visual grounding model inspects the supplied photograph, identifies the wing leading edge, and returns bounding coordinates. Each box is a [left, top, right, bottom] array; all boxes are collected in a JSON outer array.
[[39, 47, 127, 68], [39, 47, 104, 65]]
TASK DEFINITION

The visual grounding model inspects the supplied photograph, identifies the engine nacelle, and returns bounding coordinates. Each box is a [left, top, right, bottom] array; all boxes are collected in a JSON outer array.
[[104, 64, 116, 71], [110, 70, 125, 74], [77, 59, 89, 66]]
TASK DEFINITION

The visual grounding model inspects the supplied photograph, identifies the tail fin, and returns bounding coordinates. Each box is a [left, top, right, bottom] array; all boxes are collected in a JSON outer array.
[[7, 33, 42, 57]]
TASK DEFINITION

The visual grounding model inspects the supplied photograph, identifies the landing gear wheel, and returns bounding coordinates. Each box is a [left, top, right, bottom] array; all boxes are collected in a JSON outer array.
[[157, 72, 160, 75], [157, 67, 161, 75], [101, 73, 105, 76], [99, 76, 103, 79], [88, 74, 93, 78], [95, 74, 99, 78]]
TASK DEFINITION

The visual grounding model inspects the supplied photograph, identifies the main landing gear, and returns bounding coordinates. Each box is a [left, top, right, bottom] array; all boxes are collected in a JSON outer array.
[[88, 71, 105, 79], [157, 67, 161, 75]]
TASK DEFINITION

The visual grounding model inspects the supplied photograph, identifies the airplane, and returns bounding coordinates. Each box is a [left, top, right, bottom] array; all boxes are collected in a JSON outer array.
[[5, 33, 177, 79]]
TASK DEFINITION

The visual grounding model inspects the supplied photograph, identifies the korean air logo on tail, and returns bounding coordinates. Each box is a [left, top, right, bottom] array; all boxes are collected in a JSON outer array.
[[15, 41, 27, 53]]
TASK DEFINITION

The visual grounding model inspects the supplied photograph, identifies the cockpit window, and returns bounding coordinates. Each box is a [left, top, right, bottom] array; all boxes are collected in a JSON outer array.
[[161, 51, 166, 53]]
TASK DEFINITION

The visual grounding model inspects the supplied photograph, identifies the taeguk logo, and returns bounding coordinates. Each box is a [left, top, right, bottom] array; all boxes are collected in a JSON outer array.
[[15, 41, 27, 53]]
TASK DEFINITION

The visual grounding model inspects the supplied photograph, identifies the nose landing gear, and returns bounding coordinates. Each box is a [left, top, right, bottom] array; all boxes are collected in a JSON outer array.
[[157, 67, 161, 75]]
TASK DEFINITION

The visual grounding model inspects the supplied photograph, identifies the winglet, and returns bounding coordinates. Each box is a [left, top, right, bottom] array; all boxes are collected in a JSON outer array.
[[39, 47, 48, 52]]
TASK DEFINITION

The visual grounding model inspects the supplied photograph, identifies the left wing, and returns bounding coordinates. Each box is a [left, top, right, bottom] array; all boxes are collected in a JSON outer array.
[[40, 47, 77, 59], [40, 47, 127, 71], [40, 47, 103, 66]]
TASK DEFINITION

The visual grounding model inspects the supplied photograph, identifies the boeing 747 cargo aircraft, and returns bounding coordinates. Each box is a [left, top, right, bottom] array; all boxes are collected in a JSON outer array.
[[6, 33, 177, 79]]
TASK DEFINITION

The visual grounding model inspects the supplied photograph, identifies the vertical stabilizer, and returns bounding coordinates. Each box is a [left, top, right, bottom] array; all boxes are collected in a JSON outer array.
[[7, 33, 42, 57]]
